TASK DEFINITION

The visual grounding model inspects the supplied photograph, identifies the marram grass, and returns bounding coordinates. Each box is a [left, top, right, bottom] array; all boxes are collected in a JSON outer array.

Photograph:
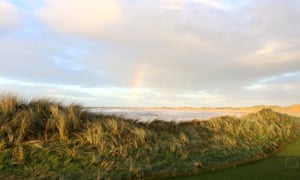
[[0, 95, 299, 179]]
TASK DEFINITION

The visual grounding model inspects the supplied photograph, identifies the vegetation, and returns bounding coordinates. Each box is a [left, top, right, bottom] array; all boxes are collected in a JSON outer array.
[[168, 122, 300, 180], [0, 94, 299, 179]]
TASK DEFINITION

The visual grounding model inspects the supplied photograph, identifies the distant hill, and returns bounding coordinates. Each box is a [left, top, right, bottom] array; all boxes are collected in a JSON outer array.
[[286, 104, 300, 111]]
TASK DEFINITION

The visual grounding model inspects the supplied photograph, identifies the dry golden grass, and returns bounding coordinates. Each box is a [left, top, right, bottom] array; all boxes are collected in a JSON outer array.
[[0, 94, 299, 179]]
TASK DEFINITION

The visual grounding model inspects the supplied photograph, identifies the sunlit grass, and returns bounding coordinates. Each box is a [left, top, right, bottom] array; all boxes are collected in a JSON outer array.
[[169, 124, 300, 180], [0, 94, 299, 179]]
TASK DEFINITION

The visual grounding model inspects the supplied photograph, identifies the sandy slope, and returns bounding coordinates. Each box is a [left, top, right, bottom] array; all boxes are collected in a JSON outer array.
[[122, 104, 300, 117]]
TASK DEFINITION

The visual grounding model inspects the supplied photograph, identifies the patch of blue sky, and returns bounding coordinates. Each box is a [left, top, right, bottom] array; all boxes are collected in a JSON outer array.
[[51, 56, 83, 72], [51, 44, 87, 66], [282, 71, 300, 78], [244, 71, 300, 90], [10, 0, 44, 9], [3, 1, 44, 39], [260, 71, 300, 83]]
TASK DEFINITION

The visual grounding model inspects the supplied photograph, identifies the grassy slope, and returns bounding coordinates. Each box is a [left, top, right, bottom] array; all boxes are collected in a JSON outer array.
[[0, 95, 299, 179], [168, 122, 300, 180]]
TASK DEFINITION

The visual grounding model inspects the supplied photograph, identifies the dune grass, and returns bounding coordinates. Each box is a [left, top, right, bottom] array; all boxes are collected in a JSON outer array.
[[168, 125, 300, 180], [0, 94, 299, 179]]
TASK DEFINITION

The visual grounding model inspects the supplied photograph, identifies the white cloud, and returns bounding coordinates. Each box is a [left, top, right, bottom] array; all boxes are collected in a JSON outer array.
[[0, 0, 20, 31], [243, 84, 268, 90], [241, 39, 300, 65], [180, 90, 226, 103], [193, 0, 226, 10], [254, 41, 281, 55], [163, 0, 186, 10], [37, 0, 121, 36]]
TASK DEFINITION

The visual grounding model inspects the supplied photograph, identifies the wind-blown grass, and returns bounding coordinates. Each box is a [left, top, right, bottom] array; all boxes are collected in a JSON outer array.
[[0, 94, 298, 179], [168, 122, 300, 180]]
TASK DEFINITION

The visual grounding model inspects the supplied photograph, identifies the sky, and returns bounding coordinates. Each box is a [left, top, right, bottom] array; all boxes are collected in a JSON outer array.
[[0, 0, 300, 107]]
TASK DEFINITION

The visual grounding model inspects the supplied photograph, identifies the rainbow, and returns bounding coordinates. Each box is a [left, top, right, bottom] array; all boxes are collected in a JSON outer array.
[[132, 67, 145, 89], [130, 65, 146, 100]]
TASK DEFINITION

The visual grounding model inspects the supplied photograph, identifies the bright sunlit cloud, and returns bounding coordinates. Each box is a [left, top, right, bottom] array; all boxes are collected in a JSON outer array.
[[0, 0, 20, 31], [37, 0, 121, 36]]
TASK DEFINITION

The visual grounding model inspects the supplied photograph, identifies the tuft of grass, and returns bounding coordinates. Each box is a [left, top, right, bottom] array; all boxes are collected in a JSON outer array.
[[0, 94, 299, 179]]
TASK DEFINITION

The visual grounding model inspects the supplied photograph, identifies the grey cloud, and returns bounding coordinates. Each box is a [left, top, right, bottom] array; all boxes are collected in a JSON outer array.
[[0, 37, 111, 86], [22, 1, 300, 89], [1, 0, 300, 106]]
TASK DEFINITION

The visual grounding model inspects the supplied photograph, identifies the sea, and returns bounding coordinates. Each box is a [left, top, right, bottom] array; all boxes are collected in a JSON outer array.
[[89, 108, 244, 123]]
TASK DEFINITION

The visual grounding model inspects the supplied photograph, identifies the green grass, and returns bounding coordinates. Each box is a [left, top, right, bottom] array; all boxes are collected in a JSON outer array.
[[0, 94, 299, 179], [167, 123, 300, 180]]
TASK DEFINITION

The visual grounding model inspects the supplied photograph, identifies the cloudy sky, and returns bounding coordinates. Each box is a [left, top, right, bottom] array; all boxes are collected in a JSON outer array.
[[0, 0, 299, 107]]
